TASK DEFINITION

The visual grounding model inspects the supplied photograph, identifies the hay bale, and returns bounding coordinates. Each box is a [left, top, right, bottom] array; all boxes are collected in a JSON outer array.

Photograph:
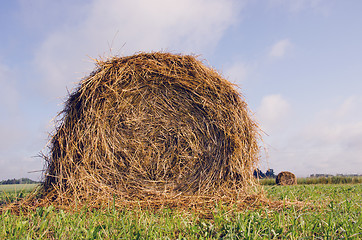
[[40, 52, 260, 207], [276, 171, 297, 185]]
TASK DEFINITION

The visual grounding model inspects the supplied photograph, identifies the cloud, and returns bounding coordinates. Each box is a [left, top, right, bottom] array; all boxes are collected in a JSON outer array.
[[33, 0, 244, 98], [0, 155, 43, 181], [0, 62, 23, 150], [296, 100, 362, 175], [0, 62, 41, 180], [335, 96, 362, 121], [269, 39, 292, 58], [224, 61, 251, 84], [257, 94, 291, 133], [303, 96, 362, 148], [264, 96, 362, 177]]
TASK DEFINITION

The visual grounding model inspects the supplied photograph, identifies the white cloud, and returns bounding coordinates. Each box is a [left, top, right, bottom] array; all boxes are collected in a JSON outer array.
[[303, 96, 362, 147], [335, 96, 362, 121], [33, 0, 244, 98], [0, 155, 43, 181], [264, 96, 362, 177], [0, 62, 24, 149], [269, 39, 292, 58], [257, 94, 291, 133], [0, 62, 40, 180], [224, 61, 251, 84], [296, 100, 362, 175]]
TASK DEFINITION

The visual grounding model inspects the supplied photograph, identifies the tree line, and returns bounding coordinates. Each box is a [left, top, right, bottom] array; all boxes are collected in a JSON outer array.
[[253, 168, 275, 179], [0, 178, 40, 185]]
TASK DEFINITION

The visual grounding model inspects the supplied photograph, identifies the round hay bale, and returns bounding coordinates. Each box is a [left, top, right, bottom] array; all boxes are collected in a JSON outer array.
[[40, 52, 261, 207], [276, 171, 297, 185]]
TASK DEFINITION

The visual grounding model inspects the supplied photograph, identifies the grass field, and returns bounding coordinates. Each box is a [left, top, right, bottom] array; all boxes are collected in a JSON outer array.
[[1, 183, 361, 239], [0, 184, 39, 206], [259, 176, 362, 185], [0, 184, 39, 192]]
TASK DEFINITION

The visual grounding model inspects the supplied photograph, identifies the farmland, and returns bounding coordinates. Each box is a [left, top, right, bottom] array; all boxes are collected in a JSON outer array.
[[0, 184, 39, 206], [1, 182, 361, 239]]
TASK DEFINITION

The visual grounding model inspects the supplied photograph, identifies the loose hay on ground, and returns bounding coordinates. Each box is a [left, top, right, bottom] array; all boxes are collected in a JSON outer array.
[[8, 52, 265, 211]]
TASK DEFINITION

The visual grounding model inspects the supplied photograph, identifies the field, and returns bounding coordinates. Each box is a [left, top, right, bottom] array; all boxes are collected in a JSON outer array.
[[0, 184, 39, 192], [1, 182, 361, 239], [259, 176, 362, 185], [0, 184, 39, 206]]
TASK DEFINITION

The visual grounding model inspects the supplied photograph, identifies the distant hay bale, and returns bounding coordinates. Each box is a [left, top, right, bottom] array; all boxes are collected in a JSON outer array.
[[36, 52, 261, 208], [276, 171, 297, 185]]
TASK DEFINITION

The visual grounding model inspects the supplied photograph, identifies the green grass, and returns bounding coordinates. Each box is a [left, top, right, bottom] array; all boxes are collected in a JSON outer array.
[[259, 176, 362, 185], [0, 184, 39, 192], [0, 184, 39, 206], [1, 183, 361, 239]]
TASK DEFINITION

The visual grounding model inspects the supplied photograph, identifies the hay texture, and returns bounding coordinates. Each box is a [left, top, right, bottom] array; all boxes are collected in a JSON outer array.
[[276, 171, 297, 185], [39, 52, 260, 208]]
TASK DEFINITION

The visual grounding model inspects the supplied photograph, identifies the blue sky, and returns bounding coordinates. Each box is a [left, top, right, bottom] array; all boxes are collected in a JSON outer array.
[[1, 0, 361, 181]]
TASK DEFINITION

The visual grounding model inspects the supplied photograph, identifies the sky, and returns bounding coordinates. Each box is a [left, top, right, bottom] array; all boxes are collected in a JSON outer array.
[[0, 0, 361, 181]]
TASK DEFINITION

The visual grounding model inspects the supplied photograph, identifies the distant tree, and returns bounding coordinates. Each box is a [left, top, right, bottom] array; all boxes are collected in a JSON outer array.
[[1, 178, 18, 184], [253, 168, 266, 179], [0, 178, 39, 185], [265, 169, 275, 178]]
